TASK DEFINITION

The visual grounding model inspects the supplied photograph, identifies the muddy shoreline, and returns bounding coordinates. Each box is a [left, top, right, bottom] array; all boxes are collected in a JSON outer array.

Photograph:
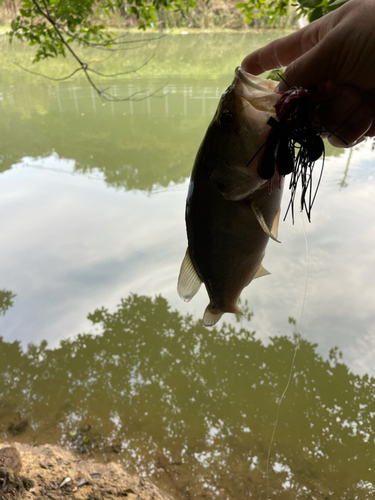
[[0, 443, 172, 500]]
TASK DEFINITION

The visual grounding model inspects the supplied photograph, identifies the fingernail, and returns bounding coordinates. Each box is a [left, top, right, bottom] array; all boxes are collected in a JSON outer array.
[[354, 136, 367, 146]]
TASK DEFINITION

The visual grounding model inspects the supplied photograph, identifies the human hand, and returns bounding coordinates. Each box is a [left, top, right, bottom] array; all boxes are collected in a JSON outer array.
[[241, 0, 375, 147]]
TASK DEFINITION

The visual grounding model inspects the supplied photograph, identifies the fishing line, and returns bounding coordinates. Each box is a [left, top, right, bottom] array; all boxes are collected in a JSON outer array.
[[265, 212, 309, 500]]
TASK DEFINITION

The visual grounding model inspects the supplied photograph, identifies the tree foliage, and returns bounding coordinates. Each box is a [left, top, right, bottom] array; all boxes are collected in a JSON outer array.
[[8, 0, 350, 65], [9, 0, 202, 62], [236, 0, 348, 24], [7, 0, 350, 97], [8, 0, 204, 99], [0, 289, 16, 316]]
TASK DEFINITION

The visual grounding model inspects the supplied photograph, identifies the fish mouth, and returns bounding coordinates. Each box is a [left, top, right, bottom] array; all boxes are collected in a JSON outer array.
[[234, 67, 280, 113], [235, 67, 270, 92]]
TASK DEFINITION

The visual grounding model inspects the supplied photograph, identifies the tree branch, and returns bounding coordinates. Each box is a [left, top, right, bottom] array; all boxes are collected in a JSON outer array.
[[26, 0, 161, 101], [13, 62, 84, 81]]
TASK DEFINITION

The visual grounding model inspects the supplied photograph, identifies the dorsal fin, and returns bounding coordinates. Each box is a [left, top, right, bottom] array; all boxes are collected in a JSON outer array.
[[177, 249, 202, 302], [251, 202, 281, 243]]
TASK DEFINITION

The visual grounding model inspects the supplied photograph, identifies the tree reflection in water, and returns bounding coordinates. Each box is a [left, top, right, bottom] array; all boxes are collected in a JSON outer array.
[[0, 294, 374, 499], [0, 290, 16, 316]]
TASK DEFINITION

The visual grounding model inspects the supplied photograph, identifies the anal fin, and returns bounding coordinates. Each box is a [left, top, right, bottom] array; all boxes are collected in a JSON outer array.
[[177, 249, 202, 302], [253, 264, 271, 280]]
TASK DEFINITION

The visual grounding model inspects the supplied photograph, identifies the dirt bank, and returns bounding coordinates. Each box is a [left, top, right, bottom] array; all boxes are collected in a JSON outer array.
[[0, 443, 172, 500]]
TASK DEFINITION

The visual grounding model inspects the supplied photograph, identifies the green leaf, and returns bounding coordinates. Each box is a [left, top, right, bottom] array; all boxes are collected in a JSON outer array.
[[309, 6, 323, 20], [267, 69, 285, 81], [299, 0, 324, 8], [19, 8, 31, 17]]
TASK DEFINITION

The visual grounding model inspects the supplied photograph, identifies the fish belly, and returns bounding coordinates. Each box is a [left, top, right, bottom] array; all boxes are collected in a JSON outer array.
[[187, 174, 283, 315]]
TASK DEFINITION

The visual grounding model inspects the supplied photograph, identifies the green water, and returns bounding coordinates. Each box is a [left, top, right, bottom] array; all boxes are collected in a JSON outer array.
[[2, 297, 375, 499], [1, 32, 375, 499]]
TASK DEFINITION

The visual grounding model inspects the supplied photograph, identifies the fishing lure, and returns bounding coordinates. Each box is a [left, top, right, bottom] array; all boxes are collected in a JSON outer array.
[[258, 87, 325, 222]]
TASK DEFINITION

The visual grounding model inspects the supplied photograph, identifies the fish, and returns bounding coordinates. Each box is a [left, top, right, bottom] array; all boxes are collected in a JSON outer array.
[[177, 67, 284, 327]]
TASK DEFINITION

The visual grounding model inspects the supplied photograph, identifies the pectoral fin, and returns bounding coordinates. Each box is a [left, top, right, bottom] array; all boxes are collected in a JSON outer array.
[[210, 165, 257, 201], [271, 206, 281, 240], [177, 249, 202, 302], [251, 202, 281, 243]]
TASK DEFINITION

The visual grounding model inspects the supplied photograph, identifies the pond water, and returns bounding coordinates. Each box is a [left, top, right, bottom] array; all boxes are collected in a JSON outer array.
[[1, 32, 375, 499]]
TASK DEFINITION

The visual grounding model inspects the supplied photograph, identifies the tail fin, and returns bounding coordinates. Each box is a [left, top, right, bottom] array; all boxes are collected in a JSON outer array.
[[203, 303, 243, 327]]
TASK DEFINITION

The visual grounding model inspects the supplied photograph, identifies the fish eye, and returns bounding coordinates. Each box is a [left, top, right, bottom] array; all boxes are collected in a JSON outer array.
[[219, 111, 235, 127]]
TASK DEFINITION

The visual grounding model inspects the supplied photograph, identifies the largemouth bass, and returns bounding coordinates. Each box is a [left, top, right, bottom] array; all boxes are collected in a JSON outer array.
[[177, 67, 284, 327]]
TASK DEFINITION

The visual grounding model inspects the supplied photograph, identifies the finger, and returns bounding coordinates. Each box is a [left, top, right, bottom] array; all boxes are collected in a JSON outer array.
[[327, 103, 374, 147], [312, 87, 370, 146], [364, 121, 375, 137], [352, 136, 367, 146], [279, 34, 341, 92], [241, 22, 322, 76], [313, 87, 362, 131]]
